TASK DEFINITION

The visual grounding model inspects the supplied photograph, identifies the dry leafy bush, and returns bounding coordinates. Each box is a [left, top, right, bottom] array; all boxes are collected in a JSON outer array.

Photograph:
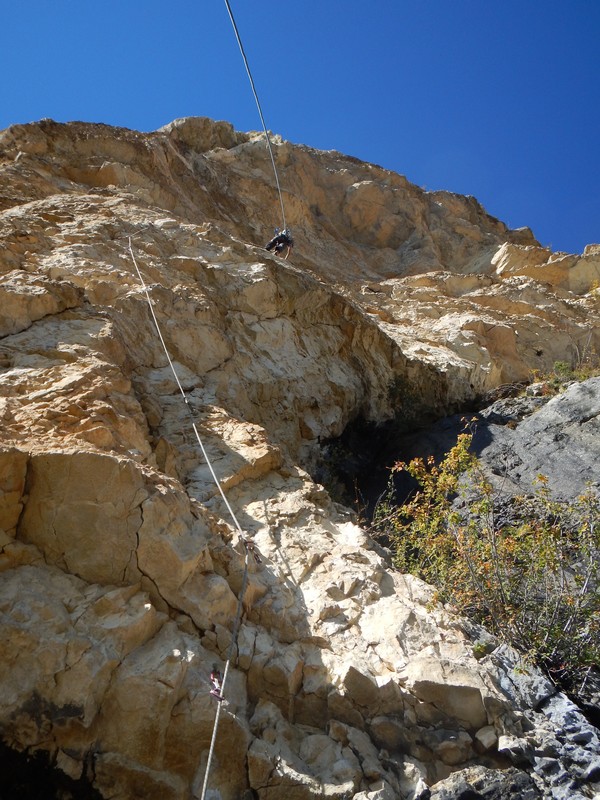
[[373, 433, 600, 698]]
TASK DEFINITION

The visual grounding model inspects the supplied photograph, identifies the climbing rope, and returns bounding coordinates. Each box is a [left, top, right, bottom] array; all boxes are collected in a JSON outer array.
[[222, 0, 287, 232], [126, 238, 252, 799], [127, 238, 246, 537], [199, 550, 250, 800], [127, 11, 289, 787]]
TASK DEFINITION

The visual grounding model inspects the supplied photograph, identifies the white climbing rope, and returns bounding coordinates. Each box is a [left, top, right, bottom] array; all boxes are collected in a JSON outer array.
[[127, 237, 254, 799], [128, 9, 291, 778], [222, 0, 288, 232], [198, 550, 250, 800], [127, 237, 246, 537]]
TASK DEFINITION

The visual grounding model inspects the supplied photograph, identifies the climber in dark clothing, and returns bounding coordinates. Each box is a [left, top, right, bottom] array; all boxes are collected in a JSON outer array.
[[265, 228, 294, 259], [210, 667, 224, 701]]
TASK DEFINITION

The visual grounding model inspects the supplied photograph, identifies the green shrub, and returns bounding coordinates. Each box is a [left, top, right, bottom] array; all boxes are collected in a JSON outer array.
[[374, 434, 600, 696]]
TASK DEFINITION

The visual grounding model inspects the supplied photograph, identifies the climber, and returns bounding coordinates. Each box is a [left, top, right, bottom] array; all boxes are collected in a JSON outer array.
[[243, 536, 262, 564], [265, 228, 294, 259], [210, 667, 224, 701]]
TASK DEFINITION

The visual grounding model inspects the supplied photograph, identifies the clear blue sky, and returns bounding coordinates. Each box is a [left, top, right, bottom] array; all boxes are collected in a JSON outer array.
[[2, 1, 598, 254]]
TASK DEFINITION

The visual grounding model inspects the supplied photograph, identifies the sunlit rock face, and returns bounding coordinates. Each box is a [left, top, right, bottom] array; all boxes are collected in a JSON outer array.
[[0, 117, 599, 800]]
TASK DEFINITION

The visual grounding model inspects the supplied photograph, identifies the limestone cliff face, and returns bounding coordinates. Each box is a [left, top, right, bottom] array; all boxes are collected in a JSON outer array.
[[0, 118, 599, 800]]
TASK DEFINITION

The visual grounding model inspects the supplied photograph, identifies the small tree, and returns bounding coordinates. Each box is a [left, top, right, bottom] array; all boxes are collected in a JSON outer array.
[[375, 434, 600, 696]]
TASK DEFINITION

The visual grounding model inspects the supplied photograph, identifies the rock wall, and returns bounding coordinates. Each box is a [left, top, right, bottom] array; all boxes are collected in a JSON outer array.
[[0, 117, 599, 799]]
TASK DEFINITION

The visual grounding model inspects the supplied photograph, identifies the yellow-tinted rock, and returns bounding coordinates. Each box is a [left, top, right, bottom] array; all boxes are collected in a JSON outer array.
[[0, 116, 596, 800]]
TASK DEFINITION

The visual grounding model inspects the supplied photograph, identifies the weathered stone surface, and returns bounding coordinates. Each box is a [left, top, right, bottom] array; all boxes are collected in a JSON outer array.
[[424, 729, 473, 766], [19, 451, 146, 584], [248, 701, 361, 799], [0, 565, 164, 738], [474, 725, 498, 753], [428, 765, 541, 799], [493, 241, 600, 294], [485, 645, 556, 711], [0, 117, 598, 800], [404, 656, 489, 730], [476, 377, 600, 500], [383, 375, 600, 506], [0, 446, 27, 536]]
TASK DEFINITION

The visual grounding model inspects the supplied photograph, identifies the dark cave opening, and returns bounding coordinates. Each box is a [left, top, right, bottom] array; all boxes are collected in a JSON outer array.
[[0, 741, 101, 800], [311, 388, 508, 523], [310, 372, 489, 518], [313, 413, 429, 522]]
